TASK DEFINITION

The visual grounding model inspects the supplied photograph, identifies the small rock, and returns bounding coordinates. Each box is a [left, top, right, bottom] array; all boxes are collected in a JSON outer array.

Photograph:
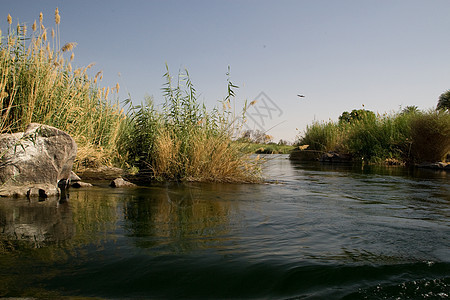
[[319, 151, 352, 163], [110, 177, 136, 188], [69, 171, 81, 182], [71, 181, 93, 188], [77, 166, 124, 180], [0, 184, 59, 198], [417, 162, 449, 170]]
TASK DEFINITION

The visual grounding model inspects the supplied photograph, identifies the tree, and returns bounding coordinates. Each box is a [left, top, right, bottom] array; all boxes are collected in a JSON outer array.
[[339, 109, 375, 123], [437, 90, 450, 112], [240, 129, 270, 144], [401, 105, 419, 115]]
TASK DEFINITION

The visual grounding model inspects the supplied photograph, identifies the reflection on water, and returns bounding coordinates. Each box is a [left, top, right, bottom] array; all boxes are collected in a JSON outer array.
[[0, 197, 74, 249], [123, 183, 239, 253], [0, 155, 449, 299]]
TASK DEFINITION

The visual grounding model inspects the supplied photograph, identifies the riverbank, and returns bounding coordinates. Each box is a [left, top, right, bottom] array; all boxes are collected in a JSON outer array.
[[238, 142, 295, 154], [294, 109, 450, 165]]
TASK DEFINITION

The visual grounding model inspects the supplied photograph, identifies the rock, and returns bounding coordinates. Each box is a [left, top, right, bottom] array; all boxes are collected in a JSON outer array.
[[417, 162, 449, 170], [0, 123, 77, 198], [319, 151, 352, 163], [69, 171, 81, 182], [68, 171, 92, 188], [27, 184, 60, 198], [0, 184, 60, 198], [71, 181, 93, 188], [289, 149, 323, 161], [110, 177, 136, 188], [77, 166, 124, 180]]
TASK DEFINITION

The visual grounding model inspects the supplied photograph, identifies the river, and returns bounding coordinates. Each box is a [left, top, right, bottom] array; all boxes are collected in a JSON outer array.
[[0, 155, 449, 299]]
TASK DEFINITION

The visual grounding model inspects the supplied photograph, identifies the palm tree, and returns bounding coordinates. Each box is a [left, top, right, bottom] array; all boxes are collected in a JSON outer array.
[[401, 105, 419, 115], [437, 90, 450, 112]]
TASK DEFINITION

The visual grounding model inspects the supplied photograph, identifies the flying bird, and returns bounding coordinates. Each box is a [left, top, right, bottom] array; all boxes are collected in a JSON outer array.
[[297, 94, 305, 98]]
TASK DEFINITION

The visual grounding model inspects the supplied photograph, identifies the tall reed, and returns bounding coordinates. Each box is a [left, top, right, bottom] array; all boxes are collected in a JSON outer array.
[[0, 10, 125, 168]]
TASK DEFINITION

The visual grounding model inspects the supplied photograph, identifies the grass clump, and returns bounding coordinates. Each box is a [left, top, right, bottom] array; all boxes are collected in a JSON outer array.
[[296, 109, 450, 164], [118, 66, 261, 183]]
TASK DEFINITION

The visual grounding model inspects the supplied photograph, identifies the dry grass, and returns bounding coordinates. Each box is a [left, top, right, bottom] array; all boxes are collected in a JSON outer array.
[[183, 130, 260, 183]]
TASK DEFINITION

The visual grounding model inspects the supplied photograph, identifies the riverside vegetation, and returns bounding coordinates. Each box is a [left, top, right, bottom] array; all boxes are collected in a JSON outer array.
[[0, 10, 261, 183], [296, 107, 450, 165], [1, 10, 449, 185]]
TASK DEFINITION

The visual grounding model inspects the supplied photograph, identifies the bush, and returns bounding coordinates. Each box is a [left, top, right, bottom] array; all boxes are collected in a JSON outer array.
[[409, 110, 450, 162]]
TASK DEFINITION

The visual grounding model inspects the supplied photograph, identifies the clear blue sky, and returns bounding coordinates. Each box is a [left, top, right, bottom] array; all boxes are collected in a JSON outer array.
[[3, 1, 450, 142]]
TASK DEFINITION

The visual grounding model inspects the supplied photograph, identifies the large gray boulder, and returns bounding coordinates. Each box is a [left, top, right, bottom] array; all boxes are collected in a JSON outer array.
[[0, 123, 77, 198]]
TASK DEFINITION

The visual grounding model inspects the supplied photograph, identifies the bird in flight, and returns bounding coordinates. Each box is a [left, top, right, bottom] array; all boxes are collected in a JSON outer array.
[[297, 94, 305, 98]]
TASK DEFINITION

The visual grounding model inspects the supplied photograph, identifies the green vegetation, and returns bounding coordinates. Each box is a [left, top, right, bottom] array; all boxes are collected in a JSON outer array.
[[437, 90, 450, 112], [236, 129, 295, 154], [118, 66, 261, 182], [238, 142, 295, 154], [0, 10, 261, 183], [296, 108, 450, 164]]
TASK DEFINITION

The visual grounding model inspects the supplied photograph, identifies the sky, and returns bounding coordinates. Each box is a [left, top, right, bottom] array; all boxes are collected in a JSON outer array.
[[2, 0, 450, 142]]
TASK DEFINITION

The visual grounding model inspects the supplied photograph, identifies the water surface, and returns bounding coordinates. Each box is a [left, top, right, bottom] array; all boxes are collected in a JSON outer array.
[[1, 155, 449, 299]]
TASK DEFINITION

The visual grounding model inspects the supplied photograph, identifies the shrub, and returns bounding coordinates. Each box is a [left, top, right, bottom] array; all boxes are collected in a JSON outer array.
[[409, 110, 450, 162]]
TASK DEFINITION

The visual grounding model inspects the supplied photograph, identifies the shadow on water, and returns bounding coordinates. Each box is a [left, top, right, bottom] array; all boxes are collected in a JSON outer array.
[[0, 156, 449, 299]]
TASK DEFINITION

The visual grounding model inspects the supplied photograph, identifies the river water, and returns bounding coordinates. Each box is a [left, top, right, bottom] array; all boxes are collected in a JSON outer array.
[[0, 155, 449, 299]]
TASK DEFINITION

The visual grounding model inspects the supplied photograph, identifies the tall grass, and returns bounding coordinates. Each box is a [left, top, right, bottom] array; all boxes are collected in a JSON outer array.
[[119, 66, 261, 182], [300, 121, 345, 153], [296, 110, 450, 164], [0, 10, 126, 169]]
